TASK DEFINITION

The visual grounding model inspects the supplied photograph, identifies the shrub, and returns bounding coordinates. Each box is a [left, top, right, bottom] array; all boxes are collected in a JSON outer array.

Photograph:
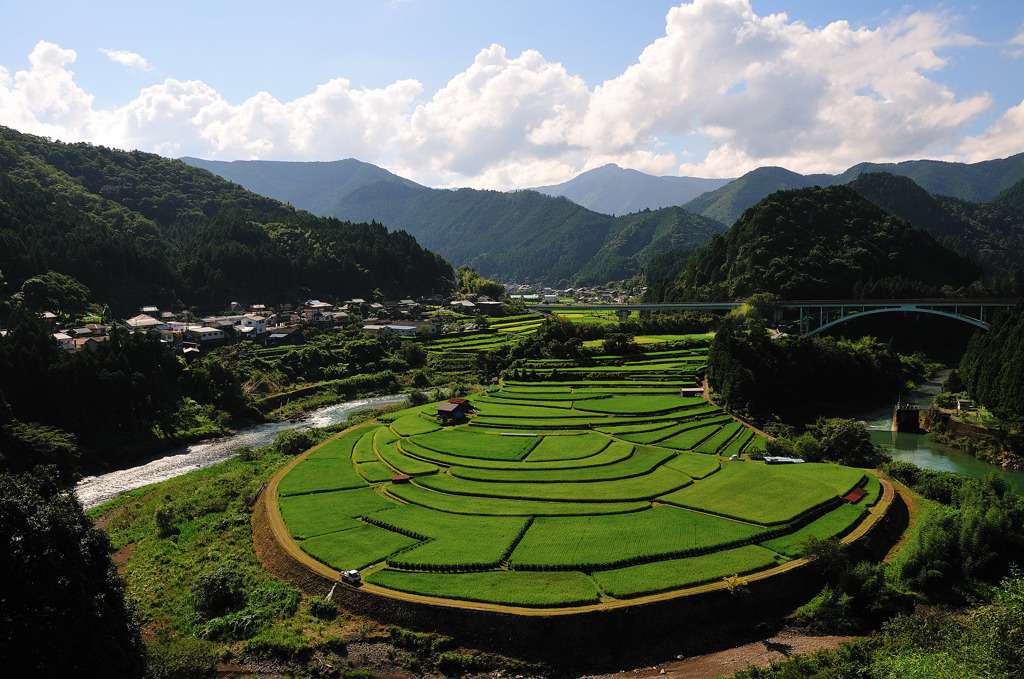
[[273, 428, 317, 456], [192, 565, 246, 619], [306, 595, 337, 620]]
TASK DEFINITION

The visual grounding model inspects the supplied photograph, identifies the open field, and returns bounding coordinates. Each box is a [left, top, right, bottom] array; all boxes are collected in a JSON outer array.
[[273, 345, 884, 608]]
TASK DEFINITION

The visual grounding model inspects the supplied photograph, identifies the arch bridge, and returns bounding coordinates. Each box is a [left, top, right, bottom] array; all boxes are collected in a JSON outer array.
[[782, 299, 1015, 335], [532, 299, 1018, 335]]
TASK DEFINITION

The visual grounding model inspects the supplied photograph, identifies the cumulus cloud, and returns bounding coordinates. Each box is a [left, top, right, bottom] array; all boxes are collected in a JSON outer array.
[[100, 49, 152, 71], [957, 97, 1024, 163], [0, 2, 1019, 189]]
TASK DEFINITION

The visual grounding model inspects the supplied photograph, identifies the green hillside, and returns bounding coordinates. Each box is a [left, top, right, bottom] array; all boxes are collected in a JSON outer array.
[[650, 184, 984, 301], [847, 173, 1024, 281], [835, 154, 1024, 203], [330, 183, 725, 285], [0, 127, 452, 314]]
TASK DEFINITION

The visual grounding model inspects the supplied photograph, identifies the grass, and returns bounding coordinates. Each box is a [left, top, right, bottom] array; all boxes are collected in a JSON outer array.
[[386, 482, 651, 516], [658, 462, 864, 525], [659, 423, 726, 451], [592, 545, 782, 598], [415, 465, 693, 502], [276, 457, 367, 496], [364, 505, 530, 569], [447, 443, 670, 484], [390, 414, 441, 437], [366, 569, 602, 607], [376, 440, 439, 476], [357, 461, 398, 484], [522, 431, 611, 462], [410, 428, 540, 461], [300, 523, 420, 571], [353, 428, 379, 463], [760, 504, 869, 557], [572, 395, 706, 415], [509, 505, 765, 569], [279, 487, 396, 539], [695, 421, 745, 455]]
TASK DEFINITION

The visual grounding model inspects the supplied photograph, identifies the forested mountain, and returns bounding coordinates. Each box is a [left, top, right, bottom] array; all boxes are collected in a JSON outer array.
[[530, 163, 731, 216], [847, 173, 1024, 282], [647, 185, 984, 302], [681, 153, 1024, 228], [574, 207, 723, 284], [834, 154, 1024, 203], [0, 127, 452, 315], [328, 183, 727, 285], [181, 157, 423, 216], [681, 166, 833, 227]]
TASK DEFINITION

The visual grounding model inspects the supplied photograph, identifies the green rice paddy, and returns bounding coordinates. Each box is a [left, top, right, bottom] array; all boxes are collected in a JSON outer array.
[[273, 345, 883, 607]]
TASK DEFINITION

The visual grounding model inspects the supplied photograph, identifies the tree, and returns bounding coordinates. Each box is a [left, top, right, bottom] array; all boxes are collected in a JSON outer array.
[[0, 469, 145, 677], [20, 271, 90, 315], [810, 418, 888, 467]]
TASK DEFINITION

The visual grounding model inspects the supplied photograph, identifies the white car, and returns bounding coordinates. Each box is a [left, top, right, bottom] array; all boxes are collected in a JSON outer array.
[[340, 569, 361, 585]]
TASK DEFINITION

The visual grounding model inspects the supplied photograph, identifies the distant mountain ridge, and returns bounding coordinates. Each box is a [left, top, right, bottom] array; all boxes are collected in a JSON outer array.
[[181, 152, 1024, 286], [683, 153, 1024, 226], [180, 157, 422, 216], [529, 164, 732, 216]]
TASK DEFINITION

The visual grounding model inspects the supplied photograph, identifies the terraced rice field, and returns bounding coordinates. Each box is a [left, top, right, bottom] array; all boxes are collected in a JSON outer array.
[[274, 350, 879, 608]]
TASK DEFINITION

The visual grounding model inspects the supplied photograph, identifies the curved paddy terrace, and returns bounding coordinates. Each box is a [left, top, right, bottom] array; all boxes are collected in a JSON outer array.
[[266, 353, 891, 611]]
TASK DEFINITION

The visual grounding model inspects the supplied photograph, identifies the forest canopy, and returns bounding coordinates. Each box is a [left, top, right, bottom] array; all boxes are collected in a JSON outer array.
[[0, 126, 453, 316]]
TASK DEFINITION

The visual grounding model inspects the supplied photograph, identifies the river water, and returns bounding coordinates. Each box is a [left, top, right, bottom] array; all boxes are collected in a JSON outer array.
[[857, 373, 1024, 493], [75, 394, 407, 509]]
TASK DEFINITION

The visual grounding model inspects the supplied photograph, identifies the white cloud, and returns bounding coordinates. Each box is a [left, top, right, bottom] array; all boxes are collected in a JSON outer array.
[[1008, 28, 1024, 58], [0, 3, 1018, 190], [0, 41, 94, 139], [100, 49, 152, 71], [957, 97, 1024, 163]]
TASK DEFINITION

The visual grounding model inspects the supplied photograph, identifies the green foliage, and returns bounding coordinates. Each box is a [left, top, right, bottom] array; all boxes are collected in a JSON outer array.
[[272, 428, 318, 456], [809, 417, 890, 467], [959, 303, 1024, 422], [144, 635, 219, 679], [849, 172, 1024, 284], [660, 184, 983, 301], [456, 266, 505, 299], [0, 469, 145, 677], [707, 326, 933, 423], [0, 126, 453, 313], [306, 595, 337, 620], [191, 564, 247, 619], [19, 270, 90, 314], [368, 569, 602, 607]]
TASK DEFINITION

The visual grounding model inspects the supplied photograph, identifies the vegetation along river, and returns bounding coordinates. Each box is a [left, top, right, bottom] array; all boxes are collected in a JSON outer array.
[[75, 394, 407, 509], [858, 372, 1024, 493]]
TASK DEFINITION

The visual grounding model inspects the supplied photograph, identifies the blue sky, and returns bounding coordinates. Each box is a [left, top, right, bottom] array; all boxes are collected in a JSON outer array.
[[1, 0, 1023, 188]]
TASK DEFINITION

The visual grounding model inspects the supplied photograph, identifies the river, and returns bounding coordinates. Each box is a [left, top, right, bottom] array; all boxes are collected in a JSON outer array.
[[858, 373, 1024, 493], [76, 394, 408, 509]]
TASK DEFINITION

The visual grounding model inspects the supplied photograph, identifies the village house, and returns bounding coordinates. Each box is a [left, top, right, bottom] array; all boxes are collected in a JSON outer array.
[[52, 332, 73, 351]]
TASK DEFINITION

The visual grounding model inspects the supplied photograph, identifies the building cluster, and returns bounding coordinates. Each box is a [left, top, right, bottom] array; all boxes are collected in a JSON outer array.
[[507, 283, 630, 304], [39, 293, 511, 355]]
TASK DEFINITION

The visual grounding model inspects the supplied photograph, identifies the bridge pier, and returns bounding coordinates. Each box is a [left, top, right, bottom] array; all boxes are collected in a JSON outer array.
[[892, 405, 922, 433]]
